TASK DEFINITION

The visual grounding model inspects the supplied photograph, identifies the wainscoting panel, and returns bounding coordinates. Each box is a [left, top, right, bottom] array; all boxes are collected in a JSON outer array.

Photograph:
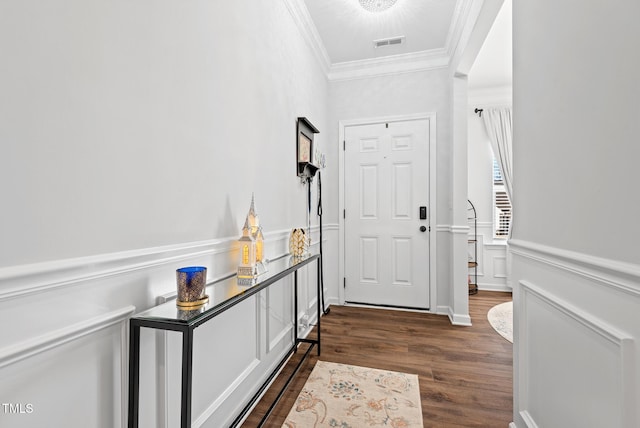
[[0, 319, 129, 428], [470, 222, 509, 291], [511, 240, 639, 428], [0, 227, 327, 428]]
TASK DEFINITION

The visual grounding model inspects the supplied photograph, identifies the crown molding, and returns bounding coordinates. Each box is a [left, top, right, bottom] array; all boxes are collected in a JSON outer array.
[[292, 0, 476, 81], [282, 0, 331, 77], [328, 49, 449, 81], [445, 0, 476, 59]]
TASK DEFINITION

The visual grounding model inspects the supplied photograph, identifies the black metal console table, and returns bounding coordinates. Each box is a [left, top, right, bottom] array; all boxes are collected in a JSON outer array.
[[127, 253, 321, 428]]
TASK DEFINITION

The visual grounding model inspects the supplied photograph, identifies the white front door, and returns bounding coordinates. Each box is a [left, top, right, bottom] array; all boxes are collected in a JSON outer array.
[[344, 119, 430, 309]]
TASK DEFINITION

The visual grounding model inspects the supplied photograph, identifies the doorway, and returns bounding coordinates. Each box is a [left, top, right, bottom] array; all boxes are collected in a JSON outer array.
[[339, 115, 436, 309]]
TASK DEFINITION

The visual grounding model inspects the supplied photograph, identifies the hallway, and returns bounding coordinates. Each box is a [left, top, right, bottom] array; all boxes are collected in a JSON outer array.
[[245, 291, 513, 427]]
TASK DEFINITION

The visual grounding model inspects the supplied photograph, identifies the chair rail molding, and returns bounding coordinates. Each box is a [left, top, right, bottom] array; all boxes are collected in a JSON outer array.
[[0, 228, 307, 302], [0, 305, 135, 369], [509, 239, 640, 297]]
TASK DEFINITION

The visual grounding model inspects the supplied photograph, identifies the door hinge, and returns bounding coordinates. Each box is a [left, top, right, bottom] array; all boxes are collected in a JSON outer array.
[[343, 209, 346, 219], [343, 140, 345, 151], [343, 278, 346, 288]]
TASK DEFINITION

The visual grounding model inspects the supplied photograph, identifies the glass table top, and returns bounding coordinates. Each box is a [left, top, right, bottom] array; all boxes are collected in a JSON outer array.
[[132, 253, 319, 327]]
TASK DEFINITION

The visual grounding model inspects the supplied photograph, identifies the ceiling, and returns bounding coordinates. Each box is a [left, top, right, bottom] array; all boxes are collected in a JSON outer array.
[[468, 0, 512, 89], [301, 0, 511, 88], [302, 0, 458, 64]]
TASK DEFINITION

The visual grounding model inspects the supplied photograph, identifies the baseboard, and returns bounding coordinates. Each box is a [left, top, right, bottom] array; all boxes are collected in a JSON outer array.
[[448, 307, 472, 326], [478, 283, 512, 293]]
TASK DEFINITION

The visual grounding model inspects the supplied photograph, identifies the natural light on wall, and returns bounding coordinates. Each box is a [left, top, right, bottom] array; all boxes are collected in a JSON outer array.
[[493, 158, 512, 238]]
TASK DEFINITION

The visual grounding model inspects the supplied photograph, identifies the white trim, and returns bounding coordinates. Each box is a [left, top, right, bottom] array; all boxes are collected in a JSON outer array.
[[0, 306, 135, 369], [192, 358, 262, 428], [520, 280, 636, 427], [510, 239, 640, 297], [325, 0, 474, 81], [329, 50, 448, 81], [444, 0, 476, 59], [0, 229, 297, 302], [448, 306, 472, 326], [436, 224, 470, 234], [478, 283, 511, 293], [435, 305, 451, 316], [521, 280, 632, 346], [519, 411, 539, 428], [338, 113, 437, 311], [282, 0, 331, 76], [493, 255, 507, 278]]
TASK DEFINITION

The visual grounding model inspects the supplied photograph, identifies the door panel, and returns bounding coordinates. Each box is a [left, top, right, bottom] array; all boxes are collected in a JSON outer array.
[[344, 119, 430, 309]]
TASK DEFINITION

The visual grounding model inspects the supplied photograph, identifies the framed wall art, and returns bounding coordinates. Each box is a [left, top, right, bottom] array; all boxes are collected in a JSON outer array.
[[296, 117, 319, 179]]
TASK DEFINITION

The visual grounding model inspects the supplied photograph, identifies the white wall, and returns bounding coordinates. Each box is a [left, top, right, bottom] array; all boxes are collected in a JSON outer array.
[[0, 1, 329, 426], [512, 0, 640, 426]]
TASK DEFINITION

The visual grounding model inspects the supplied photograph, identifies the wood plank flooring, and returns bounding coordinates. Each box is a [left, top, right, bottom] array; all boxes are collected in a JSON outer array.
[[242, 291, 513, 427]]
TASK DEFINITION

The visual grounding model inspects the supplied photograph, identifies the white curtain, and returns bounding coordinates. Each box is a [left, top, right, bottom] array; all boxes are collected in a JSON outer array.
[[482, 107, 513, 202]]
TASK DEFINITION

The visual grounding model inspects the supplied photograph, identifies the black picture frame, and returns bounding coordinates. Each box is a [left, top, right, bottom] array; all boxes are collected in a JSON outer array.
[[296, 117, 320, 178]]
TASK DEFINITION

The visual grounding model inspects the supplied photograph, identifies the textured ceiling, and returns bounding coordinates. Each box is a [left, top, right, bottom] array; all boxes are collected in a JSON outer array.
[[302, 0, 511, 89], [303, 0, 457, 64]]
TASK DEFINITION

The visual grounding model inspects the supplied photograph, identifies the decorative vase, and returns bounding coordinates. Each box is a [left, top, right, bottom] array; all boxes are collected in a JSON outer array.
[[176, 266, 208, 308]]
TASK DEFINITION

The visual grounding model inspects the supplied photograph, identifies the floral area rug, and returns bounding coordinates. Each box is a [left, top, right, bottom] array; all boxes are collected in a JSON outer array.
[[283, 361, 422, 428], [487, 301, 513, 343]]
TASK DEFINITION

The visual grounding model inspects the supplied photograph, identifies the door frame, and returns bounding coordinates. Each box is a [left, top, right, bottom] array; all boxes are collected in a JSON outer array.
[[338, 112, 437, 310]]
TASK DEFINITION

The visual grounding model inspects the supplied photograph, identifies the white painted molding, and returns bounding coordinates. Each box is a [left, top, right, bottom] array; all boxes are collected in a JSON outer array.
[[521, 280, 636, 427], [478, 283, 511, 293], [282, 0, 331, 76], [0, 306, 135, 369], [448, 306, 472, 326], [509, 422, 519, 428], [435, 305, 451, 316], [326, 0, 474, 81], [329, 50, 448, 81], [0, 228, 300, 302], [445, 0, 476, 59], [436, 224, 470, 234], [493, 256, 507, 278], [521, 280, 632, 348], [519, 411, 539, 428], [510, 239, 640, 297], [192, 358, 262, 428]]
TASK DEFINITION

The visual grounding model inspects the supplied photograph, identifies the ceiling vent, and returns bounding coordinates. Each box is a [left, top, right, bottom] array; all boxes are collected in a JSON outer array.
[[373, 36, 405, 48]]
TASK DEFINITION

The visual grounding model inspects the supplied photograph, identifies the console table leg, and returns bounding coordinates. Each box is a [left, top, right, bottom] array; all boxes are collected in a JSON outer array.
[[293, 270, 298, 353], [316, 257, 321, 356], [181, 328, 194, 428], [127, 322, 141, 428]]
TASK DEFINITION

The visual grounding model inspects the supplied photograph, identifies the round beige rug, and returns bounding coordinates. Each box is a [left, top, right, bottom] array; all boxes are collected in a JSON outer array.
[[487, 301, 513, 343]]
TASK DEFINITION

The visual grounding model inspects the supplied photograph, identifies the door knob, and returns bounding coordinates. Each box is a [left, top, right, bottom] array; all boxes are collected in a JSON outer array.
[[420, 226, 427, 232]]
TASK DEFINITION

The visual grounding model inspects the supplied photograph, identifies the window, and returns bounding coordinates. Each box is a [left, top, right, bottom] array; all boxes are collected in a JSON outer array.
[[493, 158, 512, 238]]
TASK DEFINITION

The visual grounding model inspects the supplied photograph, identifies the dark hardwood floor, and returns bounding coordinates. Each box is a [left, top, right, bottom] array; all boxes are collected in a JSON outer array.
[[242, 290, 513, 427]]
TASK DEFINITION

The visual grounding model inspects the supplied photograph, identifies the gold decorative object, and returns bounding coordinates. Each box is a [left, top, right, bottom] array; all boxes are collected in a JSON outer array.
[[289, 228, 308, 257], [238, 194, 268, 286]]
